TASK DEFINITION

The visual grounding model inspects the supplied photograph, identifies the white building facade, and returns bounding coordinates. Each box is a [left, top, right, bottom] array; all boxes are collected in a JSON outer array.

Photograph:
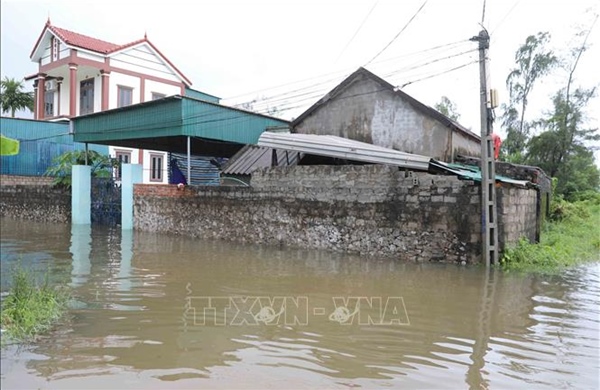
[[27, 20, 194, 184]]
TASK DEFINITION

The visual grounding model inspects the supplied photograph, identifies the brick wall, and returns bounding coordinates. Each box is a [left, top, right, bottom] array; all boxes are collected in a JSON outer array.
[[0, 175, 70, 223], [498, 186, 539, 245], [134, 165, 538, 264]]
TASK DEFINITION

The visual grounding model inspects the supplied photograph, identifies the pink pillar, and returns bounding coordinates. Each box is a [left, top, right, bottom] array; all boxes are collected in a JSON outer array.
[[56, 77, 63, 116], [69, 63, 77, 117], [37, 74, 46, 120], [100, 70, 110, 111]]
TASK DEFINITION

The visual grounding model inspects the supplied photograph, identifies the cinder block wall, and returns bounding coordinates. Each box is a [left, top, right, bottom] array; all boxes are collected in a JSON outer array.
[[134, 165, 540, 264], [497, 186, 539, 246], [0, 175, 70, 223]]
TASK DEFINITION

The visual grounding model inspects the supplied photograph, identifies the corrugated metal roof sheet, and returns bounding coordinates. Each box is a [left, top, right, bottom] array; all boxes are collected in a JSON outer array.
[[257, 132, 431, 171], [221, 144, 302, 175], [428, 160, 534, 187], [72, 96, 290, 153]]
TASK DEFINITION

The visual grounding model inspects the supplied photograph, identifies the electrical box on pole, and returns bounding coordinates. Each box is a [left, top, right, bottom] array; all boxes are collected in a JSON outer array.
[[471, 30, 499, 268]]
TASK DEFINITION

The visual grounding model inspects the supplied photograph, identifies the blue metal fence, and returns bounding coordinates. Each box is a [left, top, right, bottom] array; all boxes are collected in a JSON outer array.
[[1, 117, 108, 176]]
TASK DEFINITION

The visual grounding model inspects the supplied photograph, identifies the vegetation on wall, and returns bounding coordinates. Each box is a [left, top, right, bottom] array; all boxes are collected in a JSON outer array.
[[44, 150, 117, 188]]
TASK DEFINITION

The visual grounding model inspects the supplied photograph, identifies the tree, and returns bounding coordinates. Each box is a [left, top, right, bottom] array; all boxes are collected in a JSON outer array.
[[45, 150, 118, 188], [0, 77, 34, 117], [502, 32, 558, 161], [526, 88, 599, 199], [434, 96, 460, 121], [525, 18, 600, 200]]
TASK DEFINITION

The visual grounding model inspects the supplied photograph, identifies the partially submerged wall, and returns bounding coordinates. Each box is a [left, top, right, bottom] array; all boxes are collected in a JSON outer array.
[[134, 166, 540, 264], [498, 186, 539, 245], [0, 175, 70, 223]]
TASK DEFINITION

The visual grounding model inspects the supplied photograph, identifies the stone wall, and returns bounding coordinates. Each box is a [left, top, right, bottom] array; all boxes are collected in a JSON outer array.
[[0, 175, 70, 223], [134, 165, 539, 264], [0, 175, 54, 186]]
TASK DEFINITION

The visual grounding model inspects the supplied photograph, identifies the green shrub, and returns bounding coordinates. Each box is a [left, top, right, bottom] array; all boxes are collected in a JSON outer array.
[[1, 264, 70, 344], [501, 201, 600, 273], [550, 198, 590, 221]]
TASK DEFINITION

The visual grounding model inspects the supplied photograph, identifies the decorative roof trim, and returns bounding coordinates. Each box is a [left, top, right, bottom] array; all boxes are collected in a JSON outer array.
[[30, 21, 192, 86]]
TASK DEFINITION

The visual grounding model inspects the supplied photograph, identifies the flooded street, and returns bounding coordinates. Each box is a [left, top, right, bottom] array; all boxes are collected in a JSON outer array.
[[1, 217, 599, 389]]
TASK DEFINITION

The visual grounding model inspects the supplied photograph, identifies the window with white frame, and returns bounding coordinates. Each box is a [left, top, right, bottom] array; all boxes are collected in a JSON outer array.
[[151, 92, 166, 101], [115, 150, 131, 179], [150, 153, 164, 182], [117, 86, 133, 108]]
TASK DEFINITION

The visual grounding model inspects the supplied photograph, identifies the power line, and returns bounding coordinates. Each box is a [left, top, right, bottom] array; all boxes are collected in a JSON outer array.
[[336, 0, 379, 63], [238, 41, 473, 111], [364, 0, 429, 66], [381, 48, 477, 78], [490, 0, 522, 36], [399, 60, 478, 89], [481, 0, 487, 25], [224, 39, 469, 106]]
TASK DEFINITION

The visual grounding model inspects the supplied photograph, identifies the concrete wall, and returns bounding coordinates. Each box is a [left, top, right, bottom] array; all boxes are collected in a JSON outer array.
[[498, 186, 539, 246], [293, 73, 480, 161], [0, 175, 70, 223], [133, 165, 540, 264]]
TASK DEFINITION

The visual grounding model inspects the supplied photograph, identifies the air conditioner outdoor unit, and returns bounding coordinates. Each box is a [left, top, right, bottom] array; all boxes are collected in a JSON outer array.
[[45, 80, 57, 91]]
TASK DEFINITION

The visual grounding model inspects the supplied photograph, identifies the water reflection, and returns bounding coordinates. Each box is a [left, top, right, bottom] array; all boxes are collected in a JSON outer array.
[[0, 217, 599, 389], [70, 224, 91, 287], [118, 229, 132, 292]]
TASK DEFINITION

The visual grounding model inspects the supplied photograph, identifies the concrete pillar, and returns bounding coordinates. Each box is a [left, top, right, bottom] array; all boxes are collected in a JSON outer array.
[[121, 163, 143, 230], [72, 165, 91, 225]]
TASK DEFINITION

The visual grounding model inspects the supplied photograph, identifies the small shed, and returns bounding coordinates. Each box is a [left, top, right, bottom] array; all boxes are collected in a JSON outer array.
[[292, 67, 480, 162]]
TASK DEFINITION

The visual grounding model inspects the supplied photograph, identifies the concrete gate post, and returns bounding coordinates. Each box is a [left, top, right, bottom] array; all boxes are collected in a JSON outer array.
[[72, 165, 91, 225], [121, 164, 143, 230]]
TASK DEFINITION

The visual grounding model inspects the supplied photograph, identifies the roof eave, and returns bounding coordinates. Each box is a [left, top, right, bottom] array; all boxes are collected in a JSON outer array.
[[30, 25, 52, 61], [139, 40, 193, 86]]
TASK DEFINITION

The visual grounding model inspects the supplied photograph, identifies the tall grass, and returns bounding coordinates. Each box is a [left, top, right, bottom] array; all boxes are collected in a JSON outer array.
[[1, 264, 70, 344], [500, 198, 600, 273]]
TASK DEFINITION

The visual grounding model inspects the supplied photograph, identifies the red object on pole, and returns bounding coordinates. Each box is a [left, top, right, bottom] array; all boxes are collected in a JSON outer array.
[[492, 133, 502, 160]]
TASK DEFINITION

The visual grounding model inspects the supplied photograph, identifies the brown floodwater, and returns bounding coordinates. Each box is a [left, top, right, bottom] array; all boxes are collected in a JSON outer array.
[[1, 217, 599, 389]]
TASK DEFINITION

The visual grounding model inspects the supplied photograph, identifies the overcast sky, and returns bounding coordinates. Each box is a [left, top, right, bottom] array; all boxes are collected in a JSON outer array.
[[1, 0, 598, 148]]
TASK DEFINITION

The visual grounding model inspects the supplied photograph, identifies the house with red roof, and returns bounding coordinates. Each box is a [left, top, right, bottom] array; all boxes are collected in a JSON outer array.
[[25, 19, 215, 184]]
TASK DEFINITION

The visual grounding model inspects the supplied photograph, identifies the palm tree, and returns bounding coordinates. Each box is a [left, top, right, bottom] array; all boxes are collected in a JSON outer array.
[[0, 77, 34, 117]]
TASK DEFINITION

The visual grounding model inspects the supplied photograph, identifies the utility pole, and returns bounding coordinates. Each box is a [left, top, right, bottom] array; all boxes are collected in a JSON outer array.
[[471, 29, 498, 268]]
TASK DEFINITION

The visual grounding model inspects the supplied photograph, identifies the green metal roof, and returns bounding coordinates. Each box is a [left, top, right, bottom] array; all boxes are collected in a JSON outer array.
[[72, 95, 290, 157], [429, 160, 534, 187]]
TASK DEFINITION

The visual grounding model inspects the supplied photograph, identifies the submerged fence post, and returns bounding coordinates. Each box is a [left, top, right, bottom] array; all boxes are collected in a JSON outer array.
[[72, 165, 91, 225], [121, 163, 143, 230]]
